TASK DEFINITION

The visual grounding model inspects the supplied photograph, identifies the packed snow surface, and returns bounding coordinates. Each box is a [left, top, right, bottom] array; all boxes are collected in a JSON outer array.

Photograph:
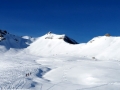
[[0, 31, 120, 90]]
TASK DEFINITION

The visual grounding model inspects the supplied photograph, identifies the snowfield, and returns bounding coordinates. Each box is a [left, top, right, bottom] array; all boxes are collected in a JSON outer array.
[[0, 31, 120, 90]]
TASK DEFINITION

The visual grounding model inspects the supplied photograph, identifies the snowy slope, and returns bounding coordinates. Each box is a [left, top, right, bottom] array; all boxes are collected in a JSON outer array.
[[28, 33, 120, 60], [1, 31, 120, 90], [77, 36, 120, 60], [1, 30, 120, 60], [44, 31, 78, 44], [27, 32, 85, 56], [0, 30, 35, 52]]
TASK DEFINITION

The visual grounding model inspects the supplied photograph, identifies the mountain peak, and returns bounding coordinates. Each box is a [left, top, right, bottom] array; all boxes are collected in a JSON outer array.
[[0, 29, 35, 51], [104, 33, 111, 37], [0, 30, 8, 41], [47, 31, 52, 34], [44, 32, 78, 44]]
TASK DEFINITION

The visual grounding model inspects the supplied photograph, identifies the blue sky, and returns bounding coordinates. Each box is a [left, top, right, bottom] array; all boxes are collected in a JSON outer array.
[[0, 0, 120, 43]]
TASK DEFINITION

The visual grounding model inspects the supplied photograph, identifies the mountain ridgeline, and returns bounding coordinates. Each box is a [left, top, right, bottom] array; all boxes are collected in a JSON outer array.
[[0, 30, 35, 51], [45, 32, 78, 44], [1, 30, 120, 60]]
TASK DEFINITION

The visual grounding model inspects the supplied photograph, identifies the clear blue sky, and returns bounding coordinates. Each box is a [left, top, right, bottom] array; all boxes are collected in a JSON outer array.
[[0, 0, 120, 43]]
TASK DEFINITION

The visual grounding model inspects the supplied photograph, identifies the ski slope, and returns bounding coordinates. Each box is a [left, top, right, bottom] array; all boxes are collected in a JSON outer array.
[[0, 31, 120, 90]]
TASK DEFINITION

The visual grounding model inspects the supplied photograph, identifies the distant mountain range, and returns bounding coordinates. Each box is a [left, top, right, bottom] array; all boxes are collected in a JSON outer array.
[[0, 30, 35, 52], [0, 30, 120, 60]]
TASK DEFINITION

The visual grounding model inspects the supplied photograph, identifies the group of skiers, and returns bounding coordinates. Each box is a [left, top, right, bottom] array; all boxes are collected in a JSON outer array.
[[26, 72, 31, 77]]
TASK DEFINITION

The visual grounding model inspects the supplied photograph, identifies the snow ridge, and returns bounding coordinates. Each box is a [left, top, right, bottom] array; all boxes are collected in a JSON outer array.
[[0, 30, 35, 52], [1, 30, 120, 60], [44, 31, 78, 44]]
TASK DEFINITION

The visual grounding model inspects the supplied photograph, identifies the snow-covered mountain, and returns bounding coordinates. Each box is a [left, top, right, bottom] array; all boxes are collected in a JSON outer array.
[[44, 31, 78, 44], [27, 32, 85, 56], [1, 30, 119, 60], [77, 36, 120, 60], [1, 31, 120, 90], [27, 32, 120, 60], [0, 30, 35, 52]]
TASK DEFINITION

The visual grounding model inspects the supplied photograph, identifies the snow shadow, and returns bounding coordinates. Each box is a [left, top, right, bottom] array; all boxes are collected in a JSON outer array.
[[36, 68, 51, 78]]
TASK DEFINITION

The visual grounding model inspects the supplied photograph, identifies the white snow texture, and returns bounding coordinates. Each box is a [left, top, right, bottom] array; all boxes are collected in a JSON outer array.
[[0, 30, 120, 90]]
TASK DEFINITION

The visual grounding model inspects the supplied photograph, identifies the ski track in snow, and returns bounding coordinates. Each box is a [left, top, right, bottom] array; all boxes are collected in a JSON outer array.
[[0, 63, 40, 89], [1, 56, 120, 90]]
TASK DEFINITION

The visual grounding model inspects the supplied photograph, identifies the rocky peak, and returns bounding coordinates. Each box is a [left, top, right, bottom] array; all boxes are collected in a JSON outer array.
[[0, 30, 8, 41]]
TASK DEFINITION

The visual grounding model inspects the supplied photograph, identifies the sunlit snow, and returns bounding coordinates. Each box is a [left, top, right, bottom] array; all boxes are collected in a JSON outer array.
[[0, 31, 120, 90]]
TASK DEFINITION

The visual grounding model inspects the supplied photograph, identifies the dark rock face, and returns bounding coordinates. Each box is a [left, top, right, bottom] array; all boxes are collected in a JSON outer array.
[[63, 36, 78, 44], [0, 29, 31, 49], [45, 31, 78, 44], [0, 30, 7, 41], [0, 30, 7, 35]]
